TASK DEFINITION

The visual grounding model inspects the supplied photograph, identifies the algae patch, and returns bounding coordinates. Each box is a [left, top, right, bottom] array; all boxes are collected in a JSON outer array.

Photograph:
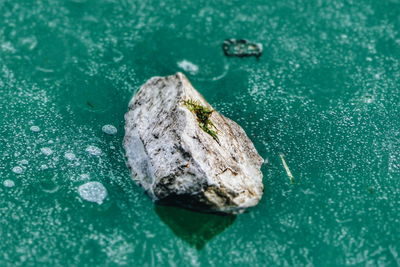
[[183, 99, 219, 142]]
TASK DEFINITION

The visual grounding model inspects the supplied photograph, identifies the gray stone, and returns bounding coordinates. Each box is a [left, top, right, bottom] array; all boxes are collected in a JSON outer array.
[[124, 73, 263, 214]]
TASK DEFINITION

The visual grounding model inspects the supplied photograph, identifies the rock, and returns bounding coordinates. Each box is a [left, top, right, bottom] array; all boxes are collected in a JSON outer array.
[[124, 73, 263, 214]]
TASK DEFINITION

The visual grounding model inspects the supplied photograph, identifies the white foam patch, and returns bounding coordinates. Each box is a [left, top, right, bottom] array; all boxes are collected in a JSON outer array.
[[30, 125, 40, 132], [40, 147, 53, 156], [85, 145, 102, 156], [177, 60, 199, 75], [78, 181, 108, 205], [3, 179, 15, 187], [12, 166, 23, 174], [102, 124, 117, 135]]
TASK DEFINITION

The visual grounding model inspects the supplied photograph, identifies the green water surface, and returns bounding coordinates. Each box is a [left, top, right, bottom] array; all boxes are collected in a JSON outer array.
[[0, 0, 399, 266]]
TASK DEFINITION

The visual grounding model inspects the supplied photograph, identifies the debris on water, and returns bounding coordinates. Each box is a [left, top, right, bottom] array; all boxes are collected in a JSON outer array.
[[85, 145, 102, 156], [222, 39, 262, 58], [12, 166, 24, 174], [279, 153, 295, 184], [30, 125, 40, 132], [177, 60, 199, 75], [40, 147, 54, 156], [78, 181, 107, 205], [3, 179, 15, 188], [102, 124, 117, 135], [64, 152, 77, 161]]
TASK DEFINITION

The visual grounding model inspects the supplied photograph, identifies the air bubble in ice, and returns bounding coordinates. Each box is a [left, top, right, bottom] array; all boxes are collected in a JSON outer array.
[[177, 60, 199, 75], [40, 147, 53, 156], [64, 152, 77, 160], [19, 159, 29, 165], [19, 36, 38, 50], [85, 146, 102, 156], [40, 164, 48, 170], [80, 174, 90, 180], [78, 181, 108, 205], [30, 126, 40, 132], [3, 179, 15, 187], [102, 124, 117, 135], [12, 166, 24, 174]]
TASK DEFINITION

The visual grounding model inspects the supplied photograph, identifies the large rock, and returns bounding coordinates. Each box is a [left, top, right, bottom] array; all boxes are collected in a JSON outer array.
[[124, 73, 263, 214]]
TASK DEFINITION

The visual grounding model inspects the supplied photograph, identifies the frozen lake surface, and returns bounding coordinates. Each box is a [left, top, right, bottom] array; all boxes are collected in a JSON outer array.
[[0, 0, 399, 266]]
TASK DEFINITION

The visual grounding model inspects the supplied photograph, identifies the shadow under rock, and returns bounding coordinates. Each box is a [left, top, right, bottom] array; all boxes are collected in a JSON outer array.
[[154, 204, 236, 250]]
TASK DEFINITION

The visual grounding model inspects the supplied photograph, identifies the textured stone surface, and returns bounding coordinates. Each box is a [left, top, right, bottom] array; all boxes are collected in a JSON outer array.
[[124, 73, 263, 214]]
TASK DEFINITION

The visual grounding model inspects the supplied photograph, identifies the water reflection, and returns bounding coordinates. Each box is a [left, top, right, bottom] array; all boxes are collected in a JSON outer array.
[[155, 204, 236, 250]]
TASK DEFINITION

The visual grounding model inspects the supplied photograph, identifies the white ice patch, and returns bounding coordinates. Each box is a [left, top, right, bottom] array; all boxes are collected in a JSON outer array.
[[85, 145, 102, 156], [64, 152, 76, 161], [177, 60, 199, 75], [30, 125, 40, 132], [3, 179, 15, 187], [12, 166, 24, 174], [102, 124, 117, 135], [78, 181, 107, 205], [40, 147, 53, 156]]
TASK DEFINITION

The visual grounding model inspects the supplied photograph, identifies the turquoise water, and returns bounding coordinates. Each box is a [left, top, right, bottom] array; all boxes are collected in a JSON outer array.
[[1, 0, 399, 266]]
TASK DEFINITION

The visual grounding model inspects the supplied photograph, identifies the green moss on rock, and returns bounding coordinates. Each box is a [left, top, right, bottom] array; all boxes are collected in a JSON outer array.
[[183, 99, 219, 142]]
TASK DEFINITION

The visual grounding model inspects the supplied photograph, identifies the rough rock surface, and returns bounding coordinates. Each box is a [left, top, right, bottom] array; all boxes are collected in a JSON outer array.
[[124, 73, 263, 214]]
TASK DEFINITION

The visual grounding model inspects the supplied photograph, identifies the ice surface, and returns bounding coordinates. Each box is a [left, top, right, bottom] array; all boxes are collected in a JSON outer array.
[[0, 0, 399, 266], [78, 181, 108, 205]]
